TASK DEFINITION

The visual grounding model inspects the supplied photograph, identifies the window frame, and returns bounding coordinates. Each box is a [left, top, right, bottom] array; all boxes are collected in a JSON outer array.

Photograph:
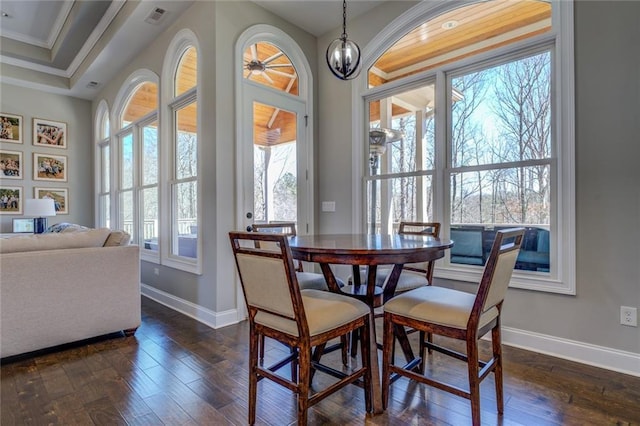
[[353, 0, 575, 294], [112, 69, 160, 263], [115, 110, 159, 261], [235, 24, 315, 237], [160, 30, 201, 274], [94, 100, 111, 229]]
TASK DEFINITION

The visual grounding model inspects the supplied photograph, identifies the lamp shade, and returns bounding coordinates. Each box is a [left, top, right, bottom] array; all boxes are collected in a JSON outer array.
[[24, 198, 56, 217]]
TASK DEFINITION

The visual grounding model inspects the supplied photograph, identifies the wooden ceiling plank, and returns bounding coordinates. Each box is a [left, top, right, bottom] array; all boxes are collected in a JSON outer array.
[[373, 1, 551, 76]]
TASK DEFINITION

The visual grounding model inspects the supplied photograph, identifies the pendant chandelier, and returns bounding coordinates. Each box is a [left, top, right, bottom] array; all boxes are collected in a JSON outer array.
[[326, 0, 361, 80]]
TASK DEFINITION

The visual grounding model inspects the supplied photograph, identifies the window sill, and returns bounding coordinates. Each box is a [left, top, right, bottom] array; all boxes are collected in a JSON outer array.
[[435, 265, 575, 295], [141, 250, 160, 263], [162, 255, 202, 275]]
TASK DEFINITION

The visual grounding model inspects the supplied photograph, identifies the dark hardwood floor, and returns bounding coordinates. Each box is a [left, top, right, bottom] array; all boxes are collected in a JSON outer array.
[[2, 296, 639, 425]]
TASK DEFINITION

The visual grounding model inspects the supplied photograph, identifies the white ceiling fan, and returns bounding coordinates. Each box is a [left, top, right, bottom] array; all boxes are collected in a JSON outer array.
[[244, 43, 297, 84]]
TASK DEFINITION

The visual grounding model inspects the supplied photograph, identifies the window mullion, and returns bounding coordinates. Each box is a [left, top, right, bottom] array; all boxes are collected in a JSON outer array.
[[434, 70, 448, 228]]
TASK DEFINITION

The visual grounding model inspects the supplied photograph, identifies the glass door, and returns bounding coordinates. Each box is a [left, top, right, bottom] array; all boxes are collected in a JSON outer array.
[[240, 86, 309, 234]]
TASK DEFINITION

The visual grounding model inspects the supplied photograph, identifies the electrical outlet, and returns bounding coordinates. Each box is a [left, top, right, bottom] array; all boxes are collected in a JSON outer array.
[[620, 306, 637, 327], [154, 267, 159, 276]]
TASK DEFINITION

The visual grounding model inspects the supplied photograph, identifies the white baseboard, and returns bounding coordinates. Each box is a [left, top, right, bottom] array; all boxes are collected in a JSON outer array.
[[140, 283, 240, 330], [500, 326, 640, 377], [140, 283, 639, 377]]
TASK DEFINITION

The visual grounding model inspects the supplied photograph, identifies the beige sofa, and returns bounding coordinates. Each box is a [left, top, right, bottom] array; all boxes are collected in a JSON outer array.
[[0, 228, 140, 358]]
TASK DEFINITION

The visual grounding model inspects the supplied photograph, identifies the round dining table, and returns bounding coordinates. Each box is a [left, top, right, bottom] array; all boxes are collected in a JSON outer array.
[[289, 233, 454, 414]]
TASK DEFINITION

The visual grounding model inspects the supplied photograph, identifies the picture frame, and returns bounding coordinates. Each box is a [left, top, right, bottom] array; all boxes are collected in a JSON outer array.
[[34, 187, 68, 215], [0, 149, 23, 180], [0, 186, 22, 214], [12, 217, 34, 233], [33, 152, 67, 182], [0, 113, 23, 144], [33, 117, 67, 149]]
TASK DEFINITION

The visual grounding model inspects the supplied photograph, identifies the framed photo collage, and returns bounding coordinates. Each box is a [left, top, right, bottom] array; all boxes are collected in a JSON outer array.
[[1, 113, 69, 216]]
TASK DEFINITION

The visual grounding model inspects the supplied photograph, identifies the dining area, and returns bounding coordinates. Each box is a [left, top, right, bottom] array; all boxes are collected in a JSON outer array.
[[229, 222, 526, 425]]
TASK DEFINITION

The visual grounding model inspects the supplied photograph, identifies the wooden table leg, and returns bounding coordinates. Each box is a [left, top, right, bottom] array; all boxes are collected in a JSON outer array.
[[319, 262, 383, 414], [394, 324, 417, 365], [319, 263, 383, 413], [367, 307, 383, 414]]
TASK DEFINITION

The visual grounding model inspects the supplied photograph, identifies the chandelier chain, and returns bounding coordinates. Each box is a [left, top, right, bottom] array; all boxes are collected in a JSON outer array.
[[342, 0, 347, 39], [326, 0, 361, 80]]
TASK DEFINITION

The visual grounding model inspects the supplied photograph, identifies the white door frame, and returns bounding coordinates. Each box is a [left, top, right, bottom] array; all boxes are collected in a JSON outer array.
[[235, 25, 314, 320]]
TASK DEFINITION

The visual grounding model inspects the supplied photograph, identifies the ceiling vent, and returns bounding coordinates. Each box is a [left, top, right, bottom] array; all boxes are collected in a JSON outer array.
[[144, 7, 167, 25], [86, 81, 100, 89]]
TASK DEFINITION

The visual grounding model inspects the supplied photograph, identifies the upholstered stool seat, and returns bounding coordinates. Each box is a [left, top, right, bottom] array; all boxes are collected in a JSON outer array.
[[383, 286, 498, 330], [352, 266, 428, 292], [256, 289, 370, 336], [297, 272, 345, 291]]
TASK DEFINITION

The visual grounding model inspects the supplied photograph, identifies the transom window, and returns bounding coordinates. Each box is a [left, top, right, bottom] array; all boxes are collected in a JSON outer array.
[[175, 46, 197, 97], [368, 0, 551, 87], [243, 41, 298, 95]]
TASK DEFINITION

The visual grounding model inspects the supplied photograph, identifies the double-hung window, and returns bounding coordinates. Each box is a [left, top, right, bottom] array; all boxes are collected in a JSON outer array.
[[95, 102, 111, 228], [103, 34, 200, 274], [361, 0, 574, 293], [116, 81, 159, 258], [164, 44, 199, 270]]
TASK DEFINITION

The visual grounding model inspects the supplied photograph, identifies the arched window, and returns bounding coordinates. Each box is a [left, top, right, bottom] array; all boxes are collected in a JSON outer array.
[[95, 100, 110, 228], [236, 25, 314, 240], [357, 0, 574, 294], [113, 71, 159, 258], [242, 41, 298, 95], [162, 30, 200, 272], [175, 46, 197, 96]]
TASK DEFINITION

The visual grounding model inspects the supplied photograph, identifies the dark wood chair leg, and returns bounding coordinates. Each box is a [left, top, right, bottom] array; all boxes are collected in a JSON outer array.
[[297, 344, 311, 426], [259, 334, 265, 364], [426, 331, 433, 354], [340, 335, 349, 365], [310, 343, 326, 382], [418, 330, 426, 374], [467, 338, 481, 426], [381, 313, 394, 410], [360, 321, 373, 413], [290, 346, 298, 383], [249, 326, 259, 425], [350, 329, 359, 358], [492, 325, 504, 414]]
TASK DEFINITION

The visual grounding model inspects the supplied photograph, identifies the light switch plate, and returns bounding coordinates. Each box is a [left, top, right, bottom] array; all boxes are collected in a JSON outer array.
[[321, 201, 336, 212]]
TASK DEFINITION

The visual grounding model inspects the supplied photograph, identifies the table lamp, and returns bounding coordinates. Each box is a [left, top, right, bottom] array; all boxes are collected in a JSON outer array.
[[24, 198, 56, 234]]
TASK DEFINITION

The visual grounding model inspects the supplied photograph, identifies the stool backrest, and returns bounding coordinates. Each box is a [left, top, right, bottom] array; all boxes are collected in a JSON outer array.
[[474, 227, 525, 318], [229, 231, 308, 335], [398, 221, 441, 284], [251, 222, 303, 271]]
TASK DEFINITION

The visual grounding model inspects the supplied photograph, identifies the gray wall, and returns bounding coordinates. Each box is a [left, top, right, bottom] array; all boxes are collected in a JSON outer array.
[[92, 1, 318, 314], [316, 1, 640, 354], [0, 84, 93, 232]]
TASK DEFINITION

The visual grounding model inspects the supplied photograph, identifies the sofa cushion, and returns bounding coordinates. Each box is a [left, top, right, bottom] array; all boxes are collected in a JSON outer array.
[[45, 222, 90, 233], [104, 230, 131, 247], [0, 228, 112, 253]]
